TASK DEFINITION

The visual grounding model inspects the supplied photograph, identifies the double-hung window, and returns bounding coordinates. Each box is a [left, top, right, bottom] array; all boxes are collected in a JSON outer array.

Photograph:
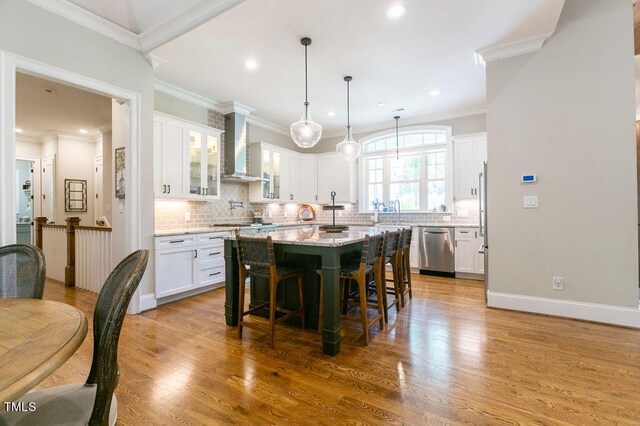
[[360, 126, 452, 213]]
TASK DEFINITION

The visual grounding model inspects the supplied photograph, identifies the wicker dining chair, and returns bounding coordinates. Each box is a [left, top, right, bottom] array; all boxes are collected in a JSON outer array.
[[338, 233, 385, 345], [236, 231, 306, 348], [0, 244, 46, 299], [379, 230, 403, 323], [0, 249, 149, 426]]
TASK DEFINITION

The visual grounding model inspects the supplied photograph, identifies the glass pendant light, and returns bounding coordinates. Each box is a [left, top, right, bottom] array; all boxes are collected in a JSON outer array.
[[290, 37, 322, 148], [394, 115, 400, 159], [336, 76, 361, 161]]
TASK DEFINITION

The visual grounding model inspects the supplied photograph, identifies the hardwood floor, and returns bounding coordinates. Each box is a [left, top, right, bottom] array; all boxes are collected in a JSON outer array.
[[37, 275, 640, 425]]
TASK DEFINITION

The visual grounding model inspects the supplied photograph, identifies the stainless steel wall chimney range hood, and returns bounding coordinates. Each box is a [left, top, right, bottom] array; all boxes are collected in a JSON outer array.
[[221, 112, 262, 182]]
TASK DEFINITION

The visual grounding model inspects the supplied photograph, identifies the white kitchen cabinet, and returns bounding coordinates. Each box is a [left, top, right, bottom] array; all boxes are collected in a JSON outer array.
[[298, 155, 318, 203], [155, 231, 229, 302], [154, 115, 188, 198], [154, 112, 222, 200], [188, 127, 222, 199], [453, 133, 487, 200], [317, 152, 357, 204], [455, 227, 484, 277], [249, 142, 283, 202], [155, 237, 197, 298]]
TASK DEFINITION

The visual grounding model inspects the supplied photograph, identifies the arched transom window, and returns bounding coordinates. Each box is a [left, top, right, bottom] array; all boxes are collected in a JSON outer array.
[[359, 125, 453, 213]]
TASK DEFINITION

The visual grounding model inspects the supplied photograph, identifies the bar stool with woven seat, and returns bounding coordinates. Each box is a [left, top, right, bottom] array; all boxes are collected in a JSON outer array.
[[339, 233, 385, 346], [236, 231, 306, 348], [399, 228, 413, 307], [380, 230, 402, 323]]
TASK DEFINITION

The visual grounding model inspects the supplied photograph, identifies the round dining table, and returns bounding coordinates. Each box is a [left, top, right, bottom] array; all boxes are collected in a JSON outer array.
[[0, 299, 88, 402]]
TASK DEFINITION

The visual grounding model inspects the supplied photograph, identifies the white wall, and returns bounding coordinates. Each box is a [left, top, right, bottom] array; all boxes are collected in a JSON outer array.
[[309, 113, 486, 154], [154, 91, 209, 125], [486, 0, 638, 311], [15, 139, 41, 158], [101, 130, 113, 223], [0, 0, 155, 300], [56, 134, 96, 224]]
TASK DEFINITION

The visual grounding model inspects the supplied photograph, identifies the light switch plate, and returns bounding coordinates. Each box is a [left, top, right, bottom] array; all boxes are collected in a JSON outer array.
[[523, 196, 538, 208]]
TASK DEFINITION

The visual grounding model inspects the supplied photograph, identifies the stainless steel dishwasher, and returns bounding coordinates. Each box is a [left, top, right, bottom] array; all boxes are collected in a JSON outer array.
[[418, 227, 455, 276]]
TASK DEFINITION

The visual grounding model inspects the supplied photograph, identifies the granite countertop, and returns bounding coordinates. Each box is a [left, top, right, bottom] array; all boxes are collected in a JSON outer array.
[[154, 221, 479, 237], [223, 225, 386, 247]]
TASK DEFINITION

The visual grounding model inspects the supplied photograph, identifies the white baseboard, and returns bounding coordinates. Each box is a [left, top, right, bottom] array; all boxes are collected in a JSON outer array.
[[487, 291, 640, 328], [140, 293, 157, 312]]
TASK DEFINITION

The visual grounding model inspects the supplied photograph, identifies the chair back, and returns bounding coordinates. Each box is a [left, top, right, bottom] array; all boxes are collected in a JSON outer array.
[[401, 227, 413, 250], [86, 249, 149, 426], [383, 230, 401, 258], [359, 233, 385, 267], [0, 244, 45, 299], [235, 231, 276, 270]]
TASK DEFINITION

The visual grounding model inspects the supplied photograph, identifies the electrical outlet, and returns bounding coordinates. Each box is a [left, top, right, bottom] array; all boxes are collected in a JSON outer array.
[[338, 211, 343, 217], [284, 210, 288, 218], [552, 276, 564, 290], [185, 212, 191, 222], [268, 211, 272, 218]]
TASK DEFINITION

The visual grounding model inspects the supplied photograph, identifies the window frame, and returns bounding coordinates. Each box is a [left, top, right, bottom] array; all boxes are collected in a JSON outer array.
[[358, 125, 453, 213]]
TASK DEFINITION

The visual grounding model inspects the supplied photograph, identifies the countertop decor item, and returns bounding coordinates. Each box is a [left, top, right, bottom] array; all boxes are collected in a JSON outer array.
[[336, 76, 361, 161], [297, 204, 316, 222], [290, 37, 322, 148], [319, 192, 349, 233]]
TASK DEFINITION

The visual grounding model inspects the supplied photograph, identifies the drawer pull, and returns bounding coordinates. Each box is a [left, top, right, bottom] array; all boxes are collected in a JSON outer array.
[[209, 271, 222, 277], [169, 239, 184, 244], [209, 252, 221, 256], [209, 236, 222, 240]]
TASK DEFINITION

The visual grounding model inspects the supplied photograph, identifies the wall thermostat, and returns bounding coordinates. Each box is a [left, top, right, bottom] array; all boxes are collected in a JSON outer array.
[[521, 174, 537, 183]]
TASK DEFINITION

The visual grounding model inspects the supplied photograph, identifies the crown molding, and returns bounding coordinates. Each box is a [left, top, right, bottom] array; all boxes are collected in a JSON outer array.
[[138, 0, 246, 53], [144, 53, 167, 70], [15, 135, 41, 144], [219, 101, 255, 116], [246, 115, 289, 136], [26, 0, 140, 50], [321, 107, 488, 139], [97, 122, 112, 133], [476, 32, 554, 63], [27, 0, 245, 54], [154, 79, 223, 110]]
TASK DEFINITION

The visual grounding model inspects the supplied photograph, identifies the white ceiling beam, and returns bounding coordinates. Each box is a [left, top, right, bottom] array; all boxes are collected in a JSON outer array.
[[25, 0, 140, 50], [139, 0, 246, 53]]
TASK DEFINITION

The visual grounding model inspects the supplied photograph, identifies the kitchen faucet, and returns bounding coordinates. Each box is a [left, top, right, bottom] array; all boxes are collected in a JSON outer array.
[[393, 199, 401, 225]]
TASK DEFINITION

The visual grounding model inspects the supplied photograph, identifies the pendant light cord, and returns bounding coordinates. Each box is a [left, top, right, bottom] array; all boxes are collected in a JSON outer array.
[[304, 43, 309, 117], [395, 116, 400, 159], [346, 78, 350, 128]]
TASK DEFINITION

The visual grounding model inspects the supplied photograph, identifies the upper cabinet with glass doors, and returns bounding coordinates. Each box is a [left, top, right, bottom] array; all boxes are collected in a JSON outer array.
[[154, 112, 222, 200]]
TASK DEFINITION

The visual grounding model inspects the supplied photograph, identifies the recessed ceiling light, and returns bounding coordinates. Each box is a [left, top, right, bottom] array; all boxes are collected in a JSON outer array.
[[386, 4, 406, 19], [14, 128, 23, 133], [377, 101, 384, 106], [429, 89, 441, 97], [245, 59, 257, 70], [78, 129, 88, 134], [327, 111, 336, 117]]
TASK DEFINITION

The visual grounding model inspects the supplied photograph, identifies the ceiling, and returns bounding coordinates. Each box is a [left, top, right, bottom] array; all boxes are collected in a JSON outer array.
[[67, 0, 200, 34], [16, 72, 112, 139], [152, 0, 565, 136]]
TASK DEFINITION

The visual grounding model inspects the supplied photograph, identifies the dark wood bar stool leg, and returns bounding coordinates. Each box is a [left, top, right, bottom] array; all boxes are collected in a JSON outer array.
[[316, 269, 323, 334]]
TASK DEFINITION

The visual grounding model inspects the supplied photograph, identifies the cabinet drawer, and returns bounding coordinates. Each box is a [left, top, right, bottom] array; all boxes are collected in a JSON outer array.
[[196, 232, 229, 246], [199, 255, 224, 270], [199, 265, 225, 286], [199, 245, 224, 259], [455, 228, 477, 238], [155, 235, 196, 250]]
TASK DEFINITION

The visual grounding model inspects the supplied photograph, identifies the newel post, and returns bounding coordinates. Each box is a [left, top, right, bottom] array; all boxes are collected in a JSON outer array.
[[35, 217, 47, 249], [65, 217, 81, 287]]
